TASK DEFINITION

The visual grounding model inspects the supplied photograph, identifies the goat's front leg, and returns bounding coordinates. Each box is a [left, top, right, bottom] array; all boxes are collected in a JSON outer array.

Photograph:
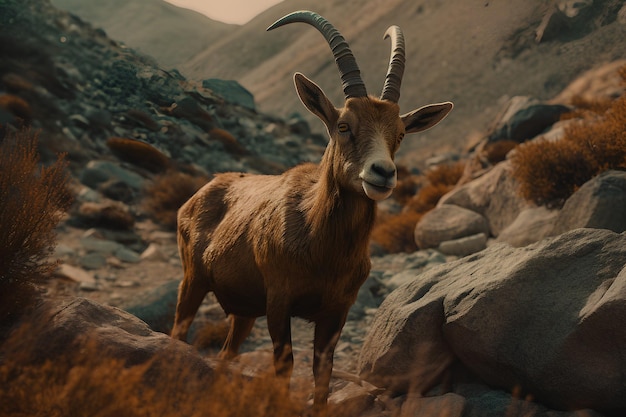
[[266, 299, 294, 382], [312, 309, 348, 415]]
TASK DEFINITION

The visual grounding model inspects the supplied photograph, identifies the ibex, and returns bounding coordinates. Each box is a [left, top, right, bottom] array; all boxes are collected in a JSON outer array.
[[171, 10, 452, 413]]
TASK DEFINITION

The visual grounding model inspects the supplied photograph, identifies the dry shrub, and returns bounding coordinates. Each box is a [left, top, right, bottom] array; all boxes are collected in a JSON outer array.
[[0, 326, 305, 417], [392, 165, 423, 205], [511, 138, 596, 208], [0, 129, 72, 325], [209, 128, 249, 156], [484, 139, 518, 164], [192, 319, 231, 350], [75, 201, 136, 230], [424, 161, 465, 187], [2, 73, 34, 93], [0, 93, 32, 125], [106, 137, 171, 173], [143, 169, 210, 229], [125, 109, 160, 132], [560, 94, 614, 120], [371, 211, 422, 253], [512, 66, 626, 208], [372, 162, 464, 254]]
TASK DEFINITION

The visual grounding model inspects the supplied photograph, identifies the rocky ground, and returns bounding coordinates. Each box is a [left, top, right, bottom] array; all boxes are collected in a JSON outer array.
[[48, 216, 456, 377]]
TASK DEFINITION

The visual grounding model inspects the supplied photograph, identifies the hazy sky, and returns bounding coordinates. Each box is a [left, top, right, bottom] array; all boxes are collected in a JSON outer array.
[[165, 0, 284, 24]]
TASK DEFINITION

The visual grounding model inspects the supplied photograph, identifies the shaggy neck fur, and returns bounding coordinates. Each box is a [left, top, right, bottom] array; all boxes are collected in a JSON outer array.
[[302, 143, 377, 256]]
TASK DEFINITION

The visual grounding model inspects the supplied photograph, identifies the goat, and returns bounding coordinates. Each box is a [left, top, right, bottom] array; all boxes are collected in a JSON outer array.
[[171, 10, 453, 414]]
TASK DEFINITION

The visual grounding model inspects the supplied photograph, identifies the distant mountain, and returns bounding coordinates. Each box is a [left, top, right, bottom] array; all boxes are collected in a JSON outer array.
[[50, 0, 236, 69], [181, 0, 626, 165]]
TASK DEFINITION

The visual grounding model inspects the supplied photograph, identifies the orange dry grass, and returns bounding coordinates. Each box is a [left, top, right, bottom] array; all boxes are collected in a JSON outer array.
[[0, 129, 72, 325], [0, 327, 305, 417], [142, 169, 210, 229], [511, 66, 626, 208], [106, 137, 171, 173]]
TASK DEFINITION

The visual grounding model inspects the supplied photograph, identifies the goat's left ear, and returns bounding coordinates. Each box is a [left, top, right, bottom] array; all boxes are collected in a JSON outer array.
[[401, 102, 453, 134], [294, 72, 339, 130]]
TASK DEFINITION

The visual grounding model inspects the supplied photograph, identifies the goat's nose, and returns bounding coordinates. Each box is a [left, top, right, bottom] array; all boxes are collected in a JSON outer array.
[[371, 162, 396, 179]]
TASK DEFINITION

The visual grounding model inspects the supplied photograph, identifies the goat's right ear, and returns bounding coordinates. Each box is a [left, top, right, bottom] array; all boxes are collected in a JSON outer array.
[[294, 72, 338, 129]]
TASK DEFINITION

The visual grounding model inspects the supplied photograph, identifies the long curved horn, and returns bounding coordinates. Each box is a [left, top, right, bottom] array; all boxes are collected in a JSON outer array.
[[267, 10, 368, 99], [380, 25, 405, 103]]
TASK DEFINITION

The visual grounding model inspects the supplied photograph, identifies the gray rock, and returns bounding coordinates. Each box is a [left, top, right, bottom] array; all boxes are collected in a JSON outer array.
[[486, 96, 570, 143], [202, 79, 255, 111], [79, 252, 107, 270], [114, 247, 141, 263], [414, 205, 489, 249], [80, 160, 145, 190], [439, 161, 528, 237], [552, 170, 626, 236], [55, 263, 96, 284], [437, 233, 487, 257], [359, 228, 626, 414], [80, 236, 123, 255], [122, 280, 180, 333], [496, 206, 559, 247]]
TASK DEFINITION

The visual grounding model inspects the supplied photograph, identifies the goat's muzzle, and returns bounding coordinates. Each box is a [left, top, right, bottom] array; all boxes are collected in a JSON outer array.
[[359, 159, 397, 201]]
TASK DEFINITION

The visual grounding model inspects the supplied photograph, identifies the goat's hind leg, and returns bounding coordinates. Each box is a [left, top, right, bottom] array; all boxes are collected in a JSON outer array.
[[218, 315, 256, 360], [171, 268, 211, 342]]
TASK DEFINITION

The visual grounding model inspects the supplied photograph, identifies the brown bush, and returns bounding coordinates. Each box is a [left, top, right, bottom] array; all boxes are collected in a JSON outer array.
[[125, 109, 160, 132], [511, 138, 596, 208], [371, 211, 422, 254], [143, 170, 210, 230], [0, 129, 72, 326], [0, 326, 305, 417], [106, 137, 171, 173], [484, 140, 518, 164], [209, 128, 249, 156], [424, 161, 465, 187], [0, 93, 32, 125], [392, 165, 423, 205], [512, 67, 626, 208]]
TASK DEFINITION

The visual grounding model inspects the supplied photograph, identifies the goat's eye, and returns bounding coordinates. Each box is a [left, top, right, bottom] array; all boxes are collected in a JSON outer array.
[[398, 133, 405, 143], [337, 123, 350, 134]]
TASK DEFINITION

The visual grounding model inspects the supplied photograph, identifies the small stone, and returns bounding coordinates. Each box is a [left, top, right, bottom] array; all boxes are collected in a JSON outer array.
[[79, 253, 107, 270], [79, 281, 100, 292], [115, 247, 141, 263], [55, 264, 96, 284], [140, 243, 165, 261]]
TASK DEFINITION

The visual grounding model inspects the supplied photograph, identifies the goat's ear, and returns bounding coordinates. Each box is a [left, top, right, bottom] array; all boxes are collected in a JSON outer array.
[[401, 102, 453, 134], [294, 72, 338, 129]]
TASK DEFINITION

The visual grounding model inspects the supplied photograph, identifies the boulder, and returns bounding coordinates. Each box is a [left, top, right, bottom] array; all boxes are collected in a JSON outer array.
[[551, 170, 626, 236], [485, 96, 570, 144], [439, 161, 528, 237], [414, 205, 489, 249], [359, 228, 626, 415], [9, 297, 215, 375], [496, 206, 559, 247], [122, 280, 180, 333]]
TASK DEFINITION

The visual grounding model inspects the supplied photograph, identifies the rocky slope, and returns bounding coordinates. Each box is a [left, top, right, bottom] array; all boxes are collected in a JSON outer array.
[[50, 0, 236, 69]]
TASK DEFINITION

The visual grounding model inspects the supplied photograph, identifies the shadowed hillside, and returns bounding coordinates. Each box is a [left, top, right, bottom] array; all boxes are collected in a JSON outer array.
[[51, 0, 236, 69]]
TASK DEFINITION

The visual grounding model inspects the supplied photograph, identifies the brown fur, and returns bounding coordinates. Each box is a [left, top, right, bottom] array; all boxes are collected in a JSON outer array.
[[172, 72, 451, 413]]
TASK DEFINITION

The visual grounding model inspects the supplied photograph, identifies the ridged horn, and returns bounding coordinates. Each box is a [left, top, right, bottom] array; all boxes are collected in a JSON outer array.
[[380, 25, 405, 103], [267, 10, 368, 99]]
